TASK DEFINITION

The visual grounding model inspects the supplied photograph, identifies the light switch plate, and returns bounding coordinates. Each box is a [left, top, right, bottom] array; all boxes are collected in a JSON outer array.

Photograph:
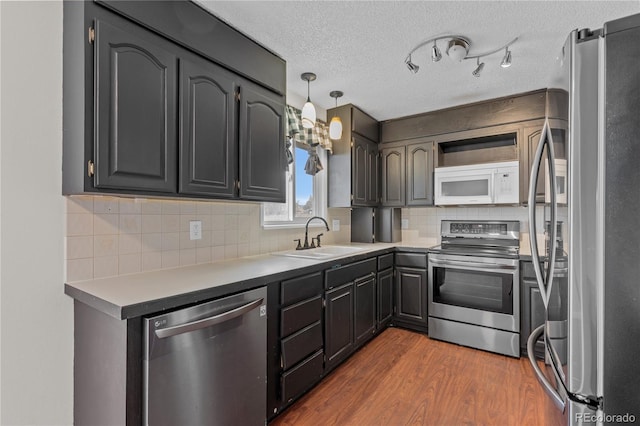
[[401, 219, 409, 229], [332, 219, 340, 232], [189, 220, 202, 240]]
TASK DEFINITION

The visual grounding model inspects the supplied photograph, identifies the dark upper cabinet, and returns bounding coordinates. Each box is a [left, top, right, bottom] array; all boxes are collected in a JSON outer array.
[[239, 82, 286, 202], [179, 55, 237, 198], [380, 139, 434, 207], [94, 19, 177, 193], [354, 273, 376, 346], [406, 141, 434, 206], [327, 104, 380, 207], [520, 118, 567, 205], [377, 267, 393, 328], [63, 2, 286, 202], [395, 266, 428, 326], [380, 146, 406, 206], [352, 135, 378, 207], [324, 283, 354, 370]]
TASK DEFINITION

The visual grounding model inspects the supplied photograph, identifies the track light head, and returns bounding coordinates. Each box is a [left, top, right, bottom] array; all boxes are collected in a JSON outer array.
[[501, 48, 512, 68], [405, 55, 419, 73], [472, 58, 485, 77], [431, 41, 442, 62]]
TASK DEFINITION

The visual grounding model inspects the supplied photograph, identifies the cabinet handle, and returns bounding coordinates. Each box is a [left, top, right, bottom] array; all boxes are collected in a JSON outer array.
[[87, 160, 95, 177], [88, 26, 95, 44]]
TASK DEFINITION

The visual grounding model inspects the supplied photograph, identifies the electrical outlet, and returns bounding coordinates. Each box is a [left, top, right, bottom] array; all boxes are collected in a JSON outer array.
[[189, 220, 202, 240], [332, 219, 340, 232], [401, 219, 409, 230]]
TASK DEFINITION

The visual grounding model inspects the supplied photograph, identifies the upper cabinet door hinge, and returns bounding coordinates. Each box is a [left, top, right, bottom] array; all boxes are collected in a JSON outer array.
[[88, 26, 95, 44], [87, 160, 95, 177]]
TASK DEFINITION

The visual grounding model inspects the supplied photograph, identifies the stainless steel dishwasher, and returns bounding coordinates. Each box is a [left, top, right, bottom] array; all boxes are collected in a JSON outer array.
[[143, 286, 267, 425]]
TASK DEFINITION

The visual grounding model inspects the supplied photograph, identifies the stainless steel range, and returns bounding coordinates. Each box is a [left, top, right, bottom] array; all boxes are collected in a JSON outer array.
[[428, 220, 520, 357]]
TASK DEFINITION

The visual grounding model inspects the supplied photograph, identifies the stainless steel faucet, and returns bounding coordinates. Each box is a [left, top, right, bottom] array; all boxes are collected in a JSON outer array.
[[297, 216, 330, 250]]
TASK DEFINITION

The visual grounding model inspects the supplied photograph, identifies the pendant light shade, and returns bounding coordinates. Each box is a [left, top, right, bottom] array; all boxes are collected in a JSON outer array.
[[300, 73, 317, 129], [329, 91, 344, 140]]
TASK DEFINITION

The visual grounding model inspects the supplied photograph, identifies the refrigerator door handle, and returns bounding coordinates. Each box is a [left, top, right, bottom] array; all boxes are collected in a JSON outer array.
[[528, 120, 550, 309], [527, 324, 566, 411], [545, 125, 559, 296]]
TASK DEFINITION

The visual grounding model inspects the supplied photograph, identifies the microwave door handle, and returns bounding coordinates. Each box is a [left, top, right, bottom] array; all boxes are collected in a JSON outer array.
[[528, 120, 550, 309], [527, 324, 566, 411]]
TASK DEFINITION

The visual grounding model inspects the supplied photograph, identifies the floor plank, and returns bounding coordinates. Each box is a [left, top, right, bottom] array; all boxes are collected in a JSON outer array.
[[271, 327, 565, 426]]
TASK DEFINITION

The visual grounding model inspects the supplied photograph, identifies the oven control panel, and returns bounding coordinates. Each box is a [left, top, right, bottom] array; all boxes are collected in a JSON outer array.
[[448, 222, 508, 235]]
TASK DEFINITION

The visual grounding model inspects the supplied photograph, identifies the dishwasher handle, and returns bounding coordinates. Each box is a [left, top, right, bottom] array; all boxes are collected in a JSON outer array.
[[155, 298, 264, 339]]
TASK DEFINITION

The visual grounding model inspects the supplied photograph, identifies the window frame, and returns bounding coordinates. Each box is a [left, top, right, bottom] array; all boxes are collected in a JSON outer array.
[[261, 143, 327, 229]]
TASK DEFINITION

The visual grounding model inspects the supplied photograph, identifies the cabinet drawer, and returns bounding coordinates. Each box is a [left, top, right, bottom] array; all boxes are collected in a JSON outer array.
[[377, 253, 394, 271], [281, 272, 323, 305], [281, 296, 322, 337], [281, 321, 323, 370], [281, 349, 323, 403], [325, 258, 376, 289], [395, 252, 427, 268]]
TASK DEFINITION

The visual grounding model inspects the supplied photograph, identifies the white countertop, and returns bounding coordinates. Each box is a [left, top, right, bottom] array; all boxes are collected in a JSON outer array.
[[65, 243, 419, 319]]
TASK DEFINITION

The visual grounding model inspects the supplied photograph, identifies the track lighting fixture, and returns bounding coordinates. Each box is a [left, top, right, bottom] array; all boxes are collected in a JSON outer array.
[[329, 91, 344, 140], [405, 55, 419, 73], [404, 35, 518, 77], [300, 72, 317, 128], [472, 57, 485, 77], [501, 47, 512, 68], [431, 41, 442, 62]]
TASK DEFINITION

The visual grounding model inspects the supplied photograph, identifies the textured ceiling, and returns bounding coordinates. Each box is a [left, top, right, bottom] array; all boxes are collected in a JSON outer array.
[[198, 1, 639, 121]]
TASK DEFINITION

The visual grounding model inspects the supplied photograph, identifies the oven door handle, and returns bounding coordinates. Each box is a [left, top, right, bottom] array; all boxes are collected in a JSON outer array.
[[430, 258, 517, 272]]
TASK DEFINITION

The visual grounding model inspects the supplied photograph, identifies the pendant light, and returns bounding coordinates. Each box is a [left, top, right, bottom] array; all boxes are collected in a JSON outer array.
[[300, 72, 317, 129], [329, 91, 344, 140]]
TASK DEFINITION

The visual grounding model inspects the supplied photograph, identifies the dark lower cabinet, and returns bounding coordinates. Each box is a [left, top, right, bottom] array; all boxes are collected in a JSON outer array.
[[179, 54, 237, 197], [354, 273, 377, 346], [395, 266, 428, 324], [520, 261, 545, 358], [324, 282, 355, 370], [94, 17, 178, 193], [377, 268, 394, 328]]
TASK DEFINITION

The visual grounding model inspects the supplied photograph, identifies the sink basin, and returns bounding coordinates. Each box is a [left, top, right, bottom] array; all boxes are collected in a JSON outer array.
[[271, 245, 365, 260]]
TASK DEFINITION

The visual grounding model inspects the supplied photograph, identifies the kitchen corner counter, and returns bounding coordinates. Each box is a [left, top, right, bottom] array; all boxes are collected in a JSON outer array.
[[65, 243, 404, 320]]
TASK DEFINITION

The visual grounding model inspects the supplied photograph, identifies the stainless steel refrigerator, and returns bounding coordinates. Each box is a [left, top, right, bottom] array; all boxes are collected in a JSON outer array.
[[527, 13, 640, 425]]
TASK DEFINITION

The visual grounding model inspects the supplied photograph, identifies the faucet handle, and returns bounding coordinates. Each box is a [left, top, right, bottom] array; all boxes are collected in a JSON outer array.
[[315, 233, 324, 247], [293, 239, 302, 250]]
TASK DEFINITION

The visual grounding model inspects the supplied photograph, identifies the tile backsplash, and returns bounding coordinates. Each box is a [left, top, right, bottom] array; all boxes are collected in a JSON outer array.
[[400, 206, 539, 248], [65, 196, 351, 282]]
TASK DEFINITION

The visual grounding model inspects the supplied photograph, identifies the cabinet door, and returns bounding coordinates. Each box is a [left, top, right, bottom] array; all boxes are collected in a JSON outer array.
[[238, 82, 286, 202], [324, 283, 354, 369], [367, 141, 379, 205], [521, 277, 546, 358], [354, 274, 376, 346], [522, 124, 545, 204], [380, 147, 405, 206], [377, 268, 394, 327], [94, 19, 177, 193], [395, 266, 428, 324], [406, 141, 434, 206], [352, 135, 368, 206], [179, 56, 237, 197]]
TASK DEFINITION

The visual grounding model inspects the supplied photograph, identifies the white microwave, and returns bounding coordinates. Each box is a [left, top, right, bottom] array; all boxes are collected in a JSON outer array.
[[434, 161, 520, 206]]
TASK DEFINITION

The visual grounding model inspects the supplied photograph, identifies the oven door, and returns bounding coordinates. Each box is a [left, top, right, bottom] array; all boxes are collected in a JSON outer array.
[[428, 253, 519, 332]]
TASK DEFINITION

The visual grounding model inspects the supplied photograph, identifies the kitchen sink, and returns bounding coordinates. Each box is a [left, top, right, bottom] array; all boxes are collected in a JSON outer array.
[[271, 245, 366, 260]]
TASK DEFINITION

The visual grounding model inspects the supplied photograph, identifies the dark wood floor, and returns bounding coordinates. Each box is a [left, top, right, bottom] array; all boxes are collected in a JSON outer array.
[[271, 327, 565, 426]]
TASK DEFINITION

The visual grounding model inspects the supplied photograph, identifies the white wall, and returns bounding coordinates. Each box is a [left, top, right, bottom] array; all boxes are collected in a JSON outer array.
[[0, 2, 72, 425]]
